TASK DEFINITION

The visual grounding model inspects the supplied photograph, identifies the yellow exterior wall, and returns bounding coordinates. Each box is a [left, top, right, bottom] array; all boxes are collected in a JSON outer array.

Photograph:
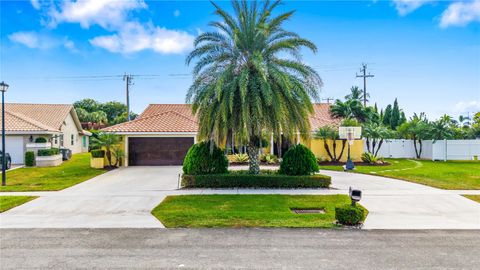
[[302, 138, 364, 162]]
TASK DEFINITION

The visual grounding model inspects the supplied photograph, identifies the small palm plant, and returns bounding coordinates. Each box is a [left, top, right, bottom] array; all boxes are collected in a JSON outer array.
[[91, 133, 121, 167]]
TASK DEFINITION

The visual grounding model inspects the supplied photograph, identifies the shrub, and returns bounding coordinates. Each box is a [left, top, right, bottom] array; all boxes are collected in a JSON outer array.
[[34, 137, 47, 143], [361, 152, 379, 164], [279, 144, 319, 175], [91, 149, 105, 158], [37, 148, 60, 156], [335, 205, 365, 225], [183, 141, 228, 175], [181, 173, 331, 189], [232, 153, 249, 163], [25, 151, 35, 167], [260, 154, 278, 164]]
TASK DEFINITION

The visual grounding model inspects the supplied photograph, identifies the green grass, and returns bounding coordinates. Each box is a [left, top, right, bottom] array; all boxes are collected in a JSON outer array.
[[464, 195, 480, 203], [152, 194, 367, 228], [0, 196, 37, 212], [319, 159, 480, 190], [0, 153, 106, 192]]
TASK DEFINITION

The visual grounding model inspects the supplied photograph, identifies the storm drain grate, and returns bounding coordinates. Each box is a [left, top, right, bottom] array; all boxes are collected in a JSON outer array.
[[290, 208, 325, 214]]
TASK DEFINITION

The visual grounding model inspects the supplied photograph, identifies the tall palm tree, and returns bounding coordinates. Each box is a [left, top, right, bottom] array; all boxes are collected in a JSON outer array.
[[345, 86, 369, 103], [186, 0, 322, 174]]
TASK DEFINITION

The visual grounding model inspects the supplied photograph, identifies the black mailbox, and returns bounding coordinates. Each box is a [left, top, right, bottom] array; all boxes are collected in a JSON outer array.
[[349, 187, 362, 206]]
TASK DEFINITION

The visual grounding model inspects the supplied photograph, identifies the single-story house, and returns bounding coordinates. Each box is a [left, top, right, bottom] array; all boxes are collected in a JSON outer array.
[[0, 103, 91, 164], [102, 103, 364, 166]]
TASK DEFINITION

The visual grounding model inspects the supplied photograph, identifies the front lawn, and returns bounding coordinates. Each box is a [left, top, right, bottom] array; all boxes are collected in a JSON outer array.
[[319, 159, 480, 190], [152, 195, 366, 228], [464, 195, 480, 203], [0, 196, 37, 212], [0, 153, 106, 192]]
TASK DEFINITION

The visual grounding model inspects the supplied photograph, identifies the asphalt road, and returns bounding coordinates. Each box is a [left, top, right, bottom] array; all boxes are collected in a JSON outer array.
[[1, 229, 479, 269]]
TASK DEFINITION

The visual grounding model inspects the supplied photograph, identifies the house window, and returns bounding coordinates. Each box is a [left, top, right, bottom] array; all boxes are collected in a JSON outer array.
[[82, 136, 87, 148], [71, 134, 75, 146], [60, 135, 64, 147]]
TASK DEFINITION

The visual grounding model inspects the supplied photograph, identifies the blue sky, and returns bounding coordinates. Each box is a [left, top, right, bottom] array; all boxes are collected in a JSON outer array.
[[1, 0, 479, 120]]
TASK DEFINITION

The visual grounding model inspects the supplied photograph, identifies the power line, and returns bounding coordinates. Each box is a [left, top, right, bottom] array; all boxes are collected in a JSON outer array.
[[356, 63, 375, 107]]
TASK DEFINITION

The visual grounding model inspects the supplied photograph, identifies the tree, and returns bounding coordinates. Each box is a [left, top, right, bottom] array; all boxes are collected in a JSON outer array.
[[186, 0, 322, 174], [390, 98, 400, 130], [89, 111, 108, 125], [429, 119, 454, 141], [90, 133, 121, 167], [101, 101, 129, 123], [314, 125, 346, 162], [345, 86, 368, 103], [397, 113, 430, 159], [382, 104, 392, 127], [362, 122, 392, 157], [330, 99, 367, 121], [74, 99, 100, 113]]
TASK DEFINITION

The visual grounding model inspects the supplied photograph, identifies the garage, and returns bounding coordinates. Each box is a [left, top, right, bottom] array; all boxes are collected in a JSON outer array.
[[128, 137, 194, 166], [0, 136, 25, 164]]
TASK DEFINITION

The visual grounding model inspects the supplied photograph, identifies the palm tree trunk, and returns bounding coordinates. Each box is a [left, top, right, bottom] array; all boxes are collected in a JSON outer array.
[[366, 138, 371, 154], [247, 142, 260, 174], [323, 140, 334, 161], [413, 136, 420, 159], [106, 149, 112, 167], [332, 139, 338, 162], [418, 139, 423, 159], [337, 139, 346, 161], [374, 139, 384, 157]]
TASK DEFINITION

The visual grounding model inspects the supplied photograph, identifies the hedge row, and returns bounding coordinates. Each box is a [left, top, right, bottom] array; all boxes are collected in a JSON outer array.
[[37, 148, 60, 156], [181, 174, 331, 189], [91, 149, 105, 158]]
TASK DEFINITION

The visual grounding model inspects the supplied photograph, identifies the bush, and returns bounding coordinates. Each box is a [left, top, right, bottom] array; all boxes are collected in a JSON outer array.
[[183, 141, 228, 175], [181, 173, 331, 189], [25, 151, 35, 167], [37, 148, 60, 156], [34, 137, 47, 143], [279, 144, 319, 175], [260, 154, 278, 164], [361, 152, 377, 164], [232, 153, 249, 163], [91, 149, 105, 158], [335, 205, 365, 225]]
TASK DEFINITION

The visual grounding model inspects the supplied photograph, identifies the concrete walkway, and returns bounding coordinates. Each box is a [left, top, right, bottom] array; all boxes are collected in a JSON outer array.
[[0, 167, 479, 229]]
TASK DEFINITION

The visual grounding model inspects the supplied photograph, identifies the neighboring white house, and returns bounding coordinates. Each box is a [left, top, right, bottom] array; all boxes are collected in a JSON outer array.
[[0, 103, 91, 164]]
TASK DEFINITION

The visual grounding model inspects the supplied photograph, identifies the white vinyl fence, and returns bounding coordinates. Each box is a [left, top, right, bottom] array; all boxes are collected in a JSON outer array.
[[368, 139, 480, 161]]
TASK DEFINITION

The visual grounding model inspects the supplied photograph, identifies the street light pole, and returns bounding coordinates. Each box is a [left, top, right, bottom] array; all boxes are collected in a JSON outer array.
[[1, 81, 9, 186]]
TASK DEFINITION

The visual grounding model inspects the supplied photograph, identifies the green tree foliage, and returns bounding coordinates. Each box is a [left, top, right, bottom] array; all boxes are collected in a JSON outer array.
[[397, 113, 430, 159], [314, 125, 346, 162], [186, 0, 322, 174], [279, 144, 319, 175], [344, 86, 369, 103], [362, 122, 392, 157], [183, 141, 228, 175], [74, 99, 136, 126], [330, 99, 367, 121], [382, 104, 392, 127]]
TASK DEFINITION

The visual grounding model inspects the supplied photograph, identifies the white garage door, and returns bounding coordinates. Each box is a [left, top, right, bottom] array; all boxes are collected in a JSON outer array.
[[0, 136, 25, 164]]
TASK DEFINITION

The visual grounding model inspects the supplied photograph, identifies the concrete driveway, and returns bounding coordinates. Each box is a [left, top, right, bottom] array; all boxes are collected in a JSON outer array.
[[325, 170, 480, 229], [1, 166, 479, 229], [0, 167, 182, 228]]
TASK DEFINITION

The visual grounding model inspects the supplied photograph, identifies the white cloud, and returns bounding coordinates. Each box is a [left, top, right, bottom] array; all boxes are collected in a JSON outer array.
[[89, 22, 193, 54], [453, 100, 480, 114], [9, 31, 76, 51], [440, 0, 480, 28], [392, 0, 435, 16], [174, 9, 180, 17], [30, 0, 40, 10], [49, 0, 146, 29]]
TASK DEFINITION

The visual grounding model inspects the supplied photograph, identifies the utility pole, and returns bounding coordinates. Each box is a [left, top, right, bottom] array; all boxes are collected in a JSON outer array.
[[356, 63, 374, 107], [123, 74, 133, 121], [321, 97, 334, 104]]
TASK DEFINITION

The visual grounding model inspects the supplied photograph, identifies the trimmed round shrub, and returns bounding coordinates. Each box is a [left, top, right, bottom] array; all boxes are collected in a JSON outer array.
[[37, 148, 60, 156], [279, 144, 319, 175], [91, 149, 105, 158], [183, 141, 228, 175], [25, 151, 35, 167], [34, 137, 47, 143], [335, 205, 365, 225]]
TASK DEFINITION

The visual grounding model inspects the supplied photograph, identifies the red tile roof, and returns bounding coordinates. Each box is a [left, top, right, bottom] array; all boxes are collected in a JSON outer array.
[[102, 103, 338, 133], [5, 103, 73, 131]]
